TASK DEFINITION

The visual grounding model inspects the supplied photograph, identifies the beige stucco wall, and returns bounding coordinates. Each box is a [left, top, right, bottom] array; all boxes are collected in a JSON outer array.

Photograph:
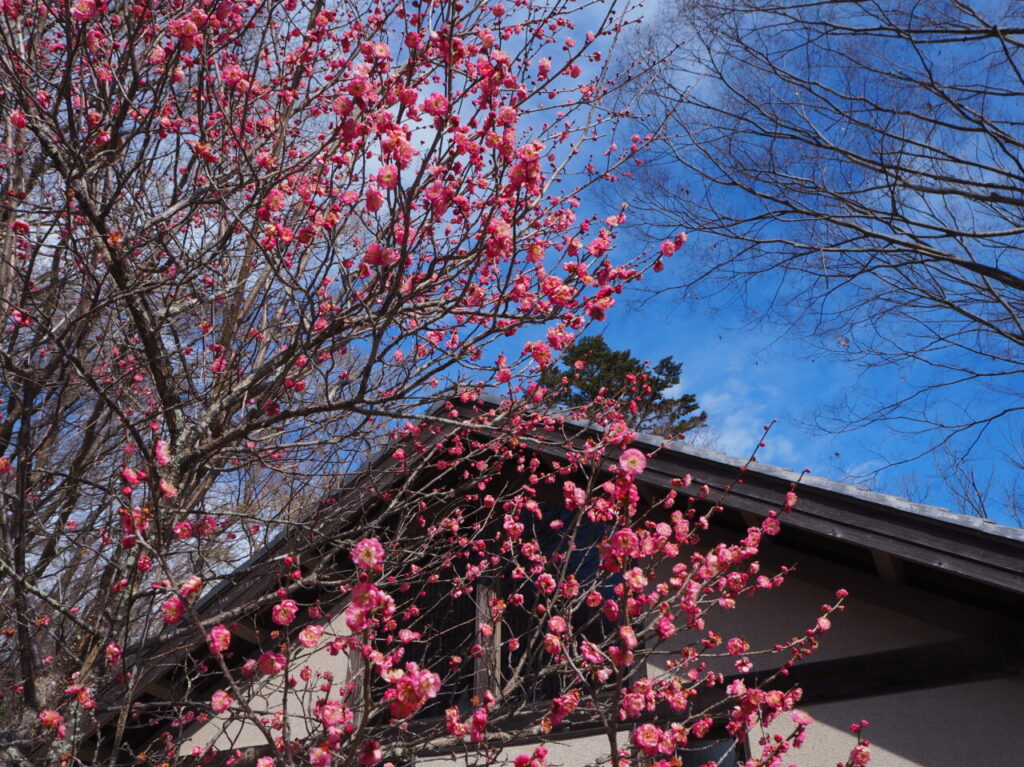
[[755, 675, 1024, 766], [180, 610, 353, 754], [647, 533, 976, 678], [420, 732, 614, 767], [180, 524, 1019, 765], [420, 676, 1024, 767], [438, 675, 1024, 767]]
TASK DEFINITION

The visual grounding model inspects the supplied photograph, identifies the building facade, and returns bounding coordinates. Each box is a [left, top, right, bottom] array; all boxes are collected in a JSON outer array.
[[93, 407, 1024, 767]]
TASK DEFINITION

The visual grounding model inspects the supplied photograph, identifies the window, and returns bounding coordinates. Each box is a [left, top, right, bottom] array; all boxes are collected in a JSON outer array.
[[498, 502, 619, 702], [680, 739, 741, 767], [398, 579, 478, 717], [640, 738, 742, 767]]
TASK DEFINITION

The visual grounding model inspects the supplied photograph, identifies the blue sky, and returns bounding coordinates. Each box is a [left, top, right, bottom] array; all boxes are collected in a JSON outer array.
[[586, 263, 1022, 526], [537, 0, 1024, 527], [475, 0, 1024, 527], [595, 282, 852, 468]]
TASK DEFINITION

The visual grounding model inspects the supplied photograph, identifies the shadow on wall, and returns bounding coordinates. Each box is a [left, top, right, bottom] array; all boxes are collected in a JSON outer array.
[[792, 677, 1024, 767]]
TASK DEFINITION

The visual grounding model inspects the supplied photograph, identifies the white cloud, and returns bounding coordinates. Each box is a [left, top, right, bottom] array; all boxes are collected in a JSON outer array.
[[688, 376, 800, 467], [661, 381, 687, 398]]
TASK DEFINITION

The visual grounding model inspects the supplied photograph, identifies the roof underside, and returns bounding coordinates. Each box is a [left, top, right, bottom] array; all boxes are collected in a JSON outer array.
[[451, 397, 1024, 608]]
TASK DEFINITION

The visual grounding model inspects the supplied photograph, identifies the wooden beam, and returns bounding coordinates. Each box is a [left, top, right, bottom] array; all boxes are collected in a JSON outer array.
[[141, 680, 176, 700], [871, 550, 905, 583], [740, 510, 762, 529], [230, 622, 260, 644]]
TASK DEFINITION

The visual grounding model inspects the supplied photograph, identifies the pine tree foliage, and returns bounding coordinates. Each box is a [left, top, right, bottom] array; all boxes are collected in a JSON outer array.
[[542, 336, 707, 437]]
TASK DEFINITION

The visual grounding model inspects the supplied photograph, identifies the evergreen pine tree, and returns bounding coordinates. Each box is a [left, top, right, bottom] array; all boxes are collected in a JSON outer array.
[[541, 336, 707, 437]]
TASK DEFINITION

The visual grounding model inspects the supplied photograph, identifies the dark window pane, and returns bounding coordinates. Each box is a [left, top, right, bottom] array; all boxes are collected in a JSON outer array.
[[681, 739, 739, 767]]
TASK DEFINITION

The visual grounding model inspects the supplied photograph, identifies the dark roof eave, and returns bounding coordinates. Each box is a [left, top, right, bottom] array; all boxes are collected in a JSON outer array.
[[449, 396, 1024, 595]]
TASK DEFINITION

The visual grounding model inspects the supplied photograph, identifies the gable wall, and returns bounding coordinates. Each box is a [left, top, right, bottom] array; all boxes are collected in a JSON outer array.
[[179, 608, 353, 755], [757, 675, 1024, 766], [646, 530, 990, 679]]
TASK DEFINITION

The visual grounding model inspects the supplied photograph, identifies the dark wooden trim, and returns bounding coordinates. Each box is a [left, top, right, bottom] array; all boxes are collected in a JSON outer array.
[[493, 412, 1024, 597], [786, 634, 1024, 704]]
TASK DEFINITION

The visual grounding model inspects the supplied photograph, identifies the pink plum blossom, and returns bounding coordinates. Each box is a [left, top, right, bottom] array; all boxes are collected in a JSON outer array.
[[298, 624, 324, 648], [210, 689, 233, 713], [469, 707, 488, 742], [39, 709, 65, 738], [422, 93, 449, 116], [618, 448, 646, 476], [446, 706, 468, 736], [388, 663, 441, 718], [158, 478, 178, 498], [161, 596, 184, 625], [179, 575, 202, 598], [318, 700, 353, 727], [105, 642, 122, 665], [272, 599, 299, 626], [208, 625, 231, 653], [257, 651, 286, 675], [352, 537, 385, 570], [633, 723, 666, 756]]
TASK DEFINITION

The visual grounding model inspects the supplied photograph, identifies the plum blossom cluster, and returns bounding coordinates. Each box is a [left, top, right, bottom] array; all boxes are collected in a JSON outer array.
[[383, 662, 441, 719], [0, 0, 867, 761]]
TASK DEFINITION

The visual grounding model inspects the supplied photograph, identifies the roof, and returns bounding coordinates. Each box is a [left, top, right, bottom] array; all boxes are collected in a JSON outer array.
[[80, 394, 1024, 761], [631, 427, 1024, 543], [448, 395, 1024, 603], [633, 430, 1024, 599]]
